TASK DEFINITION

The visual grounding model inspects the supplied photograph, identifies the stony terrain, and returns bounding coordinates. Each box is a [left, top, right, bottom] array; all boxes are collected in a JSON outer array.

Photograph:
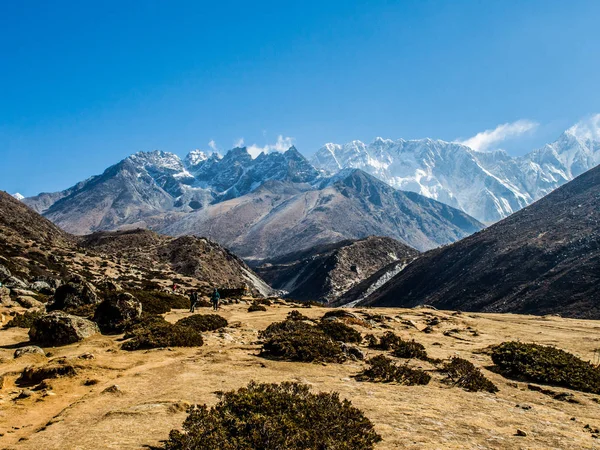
[[358, 164, 600, 319], [254, 236, 418, 303], [1, 302, 600, 449]]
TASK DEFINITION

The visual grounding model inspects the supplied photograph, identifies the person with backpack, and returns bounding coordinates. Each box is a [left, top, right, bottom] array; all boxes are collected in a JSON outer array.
[[189, 290, 198, 313], [211, 288, 220, 311]]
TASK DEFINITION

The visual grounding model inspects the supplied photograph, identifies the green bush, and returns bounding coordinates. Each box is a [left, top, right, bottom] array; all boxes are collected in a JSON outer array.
[[128, 289, 190, 314], [491, 341, 600, 394], [248, 303, 267, 312], [176, 314, 228, 332], [318, 320, 362, 344], [122, 321, 204, 351], [391, 339, 430, 361], [260, 320, 344, 363], [5, 310, 44, 328], [441, 357, 498, 393], [356, 355, 431, 385], [123, 313, 168, 338], [164, 381, 381, 450]]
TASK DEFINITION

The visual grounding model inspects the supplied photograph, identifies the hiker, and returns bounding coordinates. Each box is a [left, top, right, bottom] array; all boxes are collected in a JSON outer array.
[[172, 283, 178, 293], [189, 290, 198, 313], [211, 288, 220, 311]]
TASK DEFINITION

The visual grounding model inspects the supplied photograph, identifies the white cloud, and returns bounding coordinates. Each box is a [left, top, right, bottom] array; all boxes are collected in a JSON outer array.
[[208, 140, 218, 152], [566, 114, 600, 141], [458, 119, 538, 151], [234, 138, 245, 148], [247, 135, 295, 158]]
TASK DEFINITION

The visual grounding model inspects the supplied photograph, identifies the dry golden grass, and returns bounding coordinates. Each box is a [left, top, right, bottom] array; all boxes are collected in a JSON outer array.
[[1, 303, 600, 449]]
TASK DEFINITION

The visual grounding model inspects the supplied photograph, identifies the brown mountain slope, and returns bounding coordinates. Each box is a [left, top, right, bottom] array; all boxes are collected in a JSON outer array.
[[0, 192, 272, 295], [254, 236, 418, 304], [358, 165, 600, 319]]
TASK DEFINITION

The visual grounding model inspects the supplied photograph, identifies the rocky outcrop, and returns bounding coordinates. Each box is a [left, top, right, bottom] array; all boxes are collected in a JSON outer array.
[[14, 346, 45, 358], [94, 292, 142, 332], [29, 311, 100, 346]]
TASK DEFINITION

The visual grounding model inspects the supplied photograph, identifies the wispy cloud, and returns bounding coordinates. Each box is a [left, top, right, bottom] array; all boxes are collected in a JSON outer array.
[[566, 113, 600, 141], [458, 120, 538, 151], [208, 140, 218, 152], [234, 138, 245, 147], [246, 135, 295, 158]]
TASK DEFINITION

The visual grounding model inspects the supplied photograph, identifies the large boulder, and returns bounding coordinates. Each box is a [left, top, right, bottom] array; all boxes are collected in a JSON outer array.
[[0, 287, 18, 307], [94, 292, 142, 332], [47, 275, 98, 311], [29, 311, 99, 346], [14, 346, 46, 358]]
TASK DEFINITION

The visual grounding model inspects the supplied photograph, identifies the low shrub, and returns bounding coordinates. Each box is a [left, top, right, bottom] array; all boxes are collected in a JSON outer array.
[[164, 381, 381, 450], [253, 298, 272, 306], [322, 310, 357, 320], [260, 320, 344, 363], [356, 355, 431, 385], [248, 302, 267, 312], [123, 313, 168, 338], [128, 289, 190, 314], [491, 341, 600, 394], [122, 321, 204, 351], [176, 314, 228, 332], [318, 320, 362, 344], [441, 357, 498, 393], [366, 331, 403, 350], [5, 310, 44, 328], [391, 339, 430, 361]]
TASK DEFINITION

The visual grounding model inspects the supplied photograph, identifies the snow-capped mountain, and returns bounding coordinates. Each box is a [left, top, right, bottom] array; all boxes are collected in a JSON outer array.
[[12, 193, 24, 201], [311, 117, 600, 223]]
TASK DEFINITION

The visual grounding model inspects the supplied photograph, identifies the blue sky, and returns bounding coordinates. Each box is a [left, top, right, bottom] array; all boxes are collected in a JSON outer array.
[[1, 0, 599, 196]]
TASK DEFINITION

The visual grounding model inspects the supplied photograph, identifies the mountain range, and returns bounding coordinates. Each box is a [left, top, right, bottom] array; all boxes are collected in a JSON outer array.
[[312, 119, 600, 223], [23, 148, 481, 260], [354, 163, 600, 319]]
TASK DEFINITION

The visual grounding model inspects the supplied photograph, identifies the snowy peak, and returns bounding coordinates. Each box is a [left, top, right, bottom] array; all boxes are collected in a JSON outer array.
[[12, 193, 24, 201], [564, 114, 600, 142]]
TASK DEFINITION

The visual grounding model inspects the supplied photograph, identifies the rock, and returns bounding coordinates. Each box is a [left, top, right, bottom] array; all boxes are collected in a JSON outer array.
[[102, 384, 123, 395], [93, 292, 142, 332], [0, 287, 18, 307], [96, 279, 122, 294], [16, 296, 44, 309], [0, 375, 5, 389], [29, 281, 54, 295], [29, 311, 100, 346], [341, 343, 365, 360], [0, 263, 11, 281], [17, 363, 77, 385], [515, 430, 527, 437], [14, 346, 46, 358], [16, 389, 34, 399], [5, 276, 28, 289], [47, 276, 98, 311], [12, 288, 38, 297]]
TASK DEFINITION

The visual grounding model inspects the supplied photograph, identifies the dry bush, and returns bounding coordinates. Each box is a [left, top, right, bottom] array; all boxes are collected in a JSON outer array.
[[176, 314, 228, 332], [356, 355, 431, 385], [441, 357, 498, 393], [164, 381, 382, 450]]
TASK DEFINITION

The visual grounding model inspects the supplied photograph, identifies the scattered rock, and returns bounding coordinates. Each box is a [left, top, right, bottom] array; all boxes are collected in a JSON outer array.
[[17, 363, 77, 386], [341, 343, 365, 360], [29, 281, 54, 295], [16, 389, 34, 399], [83, 379, 99, 386], [29, 311, 100, 346], [515, 429, 527, 437], [5, 276, 28, 289], [14, 346, 46, 359], [0, 263, 11, 281], [0, 288, 18, 307], [16, 296, 44, 309], [102, 384, 123, 395], [78, 353, 95, 360]]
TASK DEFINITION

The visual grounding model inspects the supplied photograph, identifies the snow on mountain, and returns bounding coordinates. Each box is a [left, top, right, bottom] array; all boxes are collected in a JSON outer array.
[[12, 193, 24, 201], [311, 119, 600, 223]]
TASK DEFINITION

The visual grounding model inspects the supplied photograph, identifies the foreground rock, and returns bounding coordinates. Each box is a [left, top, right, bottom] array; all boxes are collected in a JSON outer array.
[[29, 311, 100, 346], [14, 346, 46, 358]]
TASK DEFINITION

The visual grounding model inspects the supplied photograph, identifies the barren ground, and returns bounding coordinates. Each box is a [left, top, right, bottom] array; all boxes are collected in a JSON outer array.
[[1, 303, 600, 449]]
